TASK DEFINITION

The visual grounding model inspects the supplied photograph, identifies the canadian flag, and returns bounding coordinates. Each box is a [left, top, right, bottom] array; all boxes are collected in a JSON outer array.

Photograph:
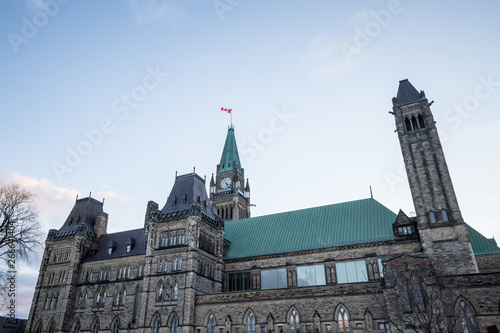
[[221, 107, 232, 113]]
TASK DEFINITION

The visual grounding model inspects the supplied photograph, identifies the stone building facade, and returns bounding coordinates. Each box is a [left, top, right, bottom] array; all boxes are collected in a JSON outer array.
[[26, 80, 500, 333]]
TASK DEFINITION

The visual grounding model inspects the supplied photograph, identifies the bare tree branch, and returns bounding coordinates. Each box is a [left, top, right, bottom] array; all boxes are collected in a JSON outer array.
[[0, 184, 43, 264]]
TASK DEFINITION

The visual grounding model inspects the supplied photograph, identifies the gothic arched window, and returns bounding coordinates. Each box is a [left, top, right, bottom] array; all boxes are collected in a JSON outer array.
[[411, 116, 419, 130], [442, 209, 449, 222], [173, 282, 178, 300], [72, 320, 80, 333], [91, 319, 99, 333], [289, 309, 299, 333], [418, 114, 425, 129], [112, 318, 120, 333], [337, 307, 349, 332], [157, 282, 164, 302], [153, 315, 161, 333], [170, 314, 179, 333], [459, 300, 477, 333], [405, 117, 412, 131], [121, 288, 127, 305], [207, 314, 215, 333], [246, 311, 256, 333], [429, 211, 436, 223]]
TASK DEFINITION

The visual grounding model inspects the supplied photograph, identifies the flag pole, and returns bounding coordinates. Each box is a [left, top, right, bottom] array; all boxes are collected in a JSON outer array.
[[231, 110, 233, 127]]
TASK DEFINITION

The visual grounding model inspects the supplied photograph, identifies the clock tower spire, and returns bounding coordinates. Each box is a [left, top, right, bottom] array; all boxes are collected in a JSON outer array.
[[210, 125, 251, 221]]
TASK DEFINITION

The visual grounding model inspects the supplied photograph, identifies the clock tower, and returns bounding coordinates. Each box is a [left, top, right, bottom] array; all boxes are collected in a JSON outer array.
[[210, 126, 251, 221]]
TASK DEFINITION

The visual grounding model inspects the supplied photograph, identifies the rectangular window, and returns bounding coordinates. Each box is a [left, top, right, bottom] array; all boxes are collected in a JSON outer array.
[[377, 259, 384, 278], [261, 268, 287, 290], [335, 260, 368, 284], [325, 325, 332, 333], [307, 325, 312, 333], [297, 264, 326, 287], [378, 323, 390, 333], [228, 272, 252, 291], [278, 326, 283, 333]]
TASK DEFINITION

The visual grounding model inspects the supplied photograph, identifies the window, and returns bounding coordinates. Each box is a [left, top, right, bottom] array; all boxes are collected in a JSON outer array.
[[107, 247, 113, 255], [173, 258, 177, 271], [102, 291, 106, 307], [127, 266, 131, 278], [115, 291, 121, 306], [77, 294, 82, 308], [112, 319, 120, 333], [261, 268, 287, 289], [337, 307, 349, 332], [126, 244, 131, 252], [297, 264, 326, 287], [442, 209, 449, 222], [429, 211, 436, 223], [44, 296, 49, 310], [246, 312, 255, 333], [178, 257, 182, 270], [159, 260, 163, 273], [121, 289, 126, 305], [91, 320, 99, 333], [417, 114, 425, 129], [207, 314, 215, 333], [178, 231, 185, 245], [459, 300, 477, 333], [228, 272, 252, 291], [325, 324, 331, 333], [95, 291, 101, 307], [72, 321, 80, 333], [398, 226, 412, 235], [170, 315, 179, 333], [173, 282, 178, 300], [378, 323, 390, 333], [153, 315, 161, 333], [336, 261, 368, 284], [158, 283, 164, 301], [83, 293, 87, 308], [138, 264, 143, 277], [289, 309, 299, 333]]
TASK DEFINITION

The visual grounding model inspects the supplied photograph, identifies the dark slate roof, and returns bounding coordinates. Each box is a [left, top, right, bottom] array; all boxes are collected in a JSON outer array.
[[218, 126, 243, 175], [396, 79, 421, 105], [57, 197, 103, 234], [161, 173, 217, 219], [224, 198, 398, 260], [82, 228, 147, 262], [466, 224, 500, 255]]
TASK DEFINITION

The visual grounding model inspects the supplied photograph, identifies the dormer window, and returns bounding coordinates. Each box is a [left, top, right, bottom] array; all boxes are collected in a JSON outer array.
[[126, 244, 131, 252], [107, 247, 113, 255], [125, 237, 135, 252], [398, 226, 413, 236], [173, 196, 177, 205]]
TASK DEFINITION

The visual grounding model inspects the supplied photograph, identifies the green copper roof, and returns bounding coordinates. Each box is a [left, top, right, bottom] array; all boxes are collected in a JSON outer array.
[[224, 198, 398, 260], [218, 126, 242, 174], [466, 224, 500, 255]]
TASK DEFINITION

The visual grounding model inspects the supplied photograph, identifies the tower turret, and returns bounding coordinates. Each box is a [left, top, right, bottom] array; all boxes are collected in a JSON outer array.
[[391, 79, 478, 274], [210, 126, 251, 221]]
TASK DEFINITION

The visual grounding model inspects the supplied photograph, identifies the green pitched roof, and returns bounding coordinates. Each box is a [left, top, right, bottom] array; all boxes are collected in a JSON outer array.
[[224, 198, 398, 260], [466, 224, 500, 255], [218, 127, 242, 174]]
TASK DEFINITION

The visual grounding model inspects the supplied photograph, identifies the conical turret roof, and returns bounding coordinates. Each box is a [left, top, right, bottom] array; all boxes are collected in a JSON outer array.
[[218, 126, 242, 175], [396, 79, 421, 105]]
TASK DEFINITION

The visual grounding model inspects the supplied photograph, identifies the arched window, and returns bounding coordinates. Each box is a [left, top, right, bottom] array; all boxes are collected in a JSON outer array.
[[207, 314, 215, 333], [159, 260, 163, 273], [429, 211, 436, 223], [173, 282, 178, 300], [72, 320, 80, 333], [91, 319, 99, 333], [289, 309, 299, 333], [138, 264, 143, 277], [112, 318, 120, 333], [178, 257, 182, 270], [411, 116, 419, 130], [337, 307, 349, 332], [121, 288, 127, 305], [170, 314, 179, 333], [102, 291, 106, 307], [44, 296, 49, 309], [47, 322, 54, 333], [55, 295, 59, 308], [34, 321, 42, 333], [173, 258, 178, 271], [158, 282, 164, 301], [246, 312, 255, 333], [153, 315, 161, 333], [115, 290, 121, 305], [165, 282, 171, 301], [95, 292, 101, 307], [458, 300, 477, 333], [83, 293, 87, 308], [442, 209, 449, 222], [50, 295, 55, 309], [418, 114, 425, 129], [405, 117, 412, 132]]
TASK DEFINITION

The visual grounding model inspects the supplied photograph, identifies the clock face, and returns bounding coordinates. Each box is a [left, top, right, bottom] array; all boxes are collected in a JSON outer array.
[[220, 177, 231, 189]]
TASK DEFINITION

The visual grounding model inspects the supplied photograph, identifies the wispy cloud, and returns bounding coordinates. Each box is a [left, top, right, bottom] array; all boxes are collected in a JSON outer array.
[[300, 32, 359, 80], [127, 0, 190, 26]]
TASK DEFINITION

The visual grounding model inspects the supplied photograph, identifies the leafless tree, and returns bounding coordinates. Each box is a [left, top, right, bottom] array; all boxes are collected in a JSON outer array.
[[376, 260, 478, 333], [0, 184, 43, 264]]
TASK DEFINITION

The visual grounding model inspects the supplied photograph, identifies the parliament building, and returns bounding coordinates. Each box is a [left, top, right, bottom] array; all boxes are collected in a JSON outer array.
[[26, 80, 500, 333]]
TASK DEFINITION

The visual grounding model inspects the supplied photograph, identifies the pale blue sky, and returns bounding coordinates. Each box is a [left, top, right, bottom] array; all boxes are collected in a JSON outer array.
[[1, 0, 500, 319]]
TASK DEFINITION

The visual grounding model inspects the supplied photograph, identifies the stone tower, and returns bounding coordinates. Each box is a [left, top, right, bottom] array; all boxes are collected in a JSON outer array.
[[143, 173, 225, 333], [209, 126, 251, 221], [391, 79, 478, 274], [26, 197, 107, 333]]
